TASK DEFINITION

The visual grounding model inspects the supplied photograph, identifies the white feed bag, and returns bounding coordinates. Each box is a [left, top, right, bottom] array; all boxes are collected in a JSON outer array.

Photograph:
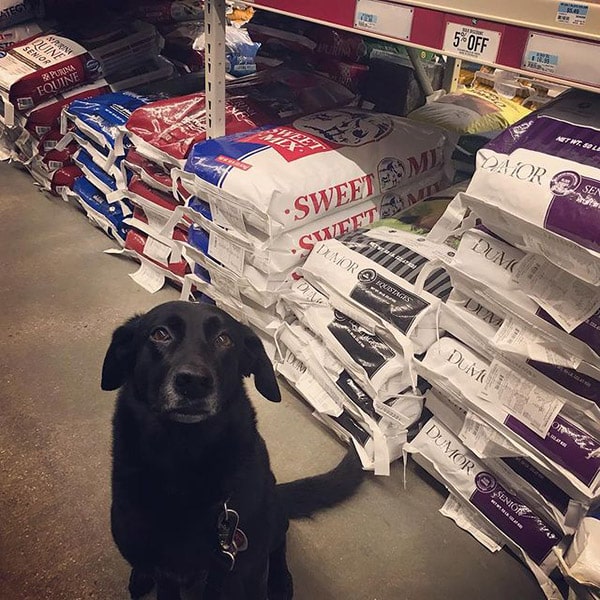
[[465, 89, 600, 285], [299, 228, 452, 356], [184, 107, 454, 238], [416, 336, 600, 502], [405, 417, 567, 600], [278, 278, 412, 401]]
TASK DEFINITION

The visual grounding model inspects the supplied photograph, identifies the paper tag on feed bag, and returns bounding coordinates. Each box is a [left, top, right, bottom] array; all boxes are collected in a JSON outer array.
[[440, 494, 504, 553], [130, 262, 165, 293], [512, 253, 600, 333], [493, 317, 581, 369], [143, 237, 172, 264], [479, 359, 565, 439]]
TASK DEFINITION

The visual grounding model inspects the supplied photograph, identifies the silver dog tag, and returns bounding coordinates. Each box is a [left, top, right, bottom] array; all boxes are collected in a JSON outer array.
[[218, 508, 239, 550], [217, 506, 248, 570]]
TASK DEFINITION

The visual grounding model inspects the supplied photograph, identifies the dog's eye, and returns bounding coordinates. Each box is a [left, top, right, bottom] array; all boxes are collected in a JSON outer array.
[[214, 333, 233, 348], [150, 327, 172, 343]]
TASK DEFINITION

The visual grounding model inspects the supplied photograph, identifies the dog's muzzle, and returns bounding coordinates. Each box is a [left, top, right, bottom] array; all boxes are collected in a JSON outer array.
[[161, 366, 218, 423]]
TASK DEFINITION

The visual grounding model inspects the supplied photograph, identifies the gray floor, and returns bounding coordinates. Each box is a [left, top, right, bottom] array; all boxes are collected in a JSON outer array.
[[0, 163, 545, 600]]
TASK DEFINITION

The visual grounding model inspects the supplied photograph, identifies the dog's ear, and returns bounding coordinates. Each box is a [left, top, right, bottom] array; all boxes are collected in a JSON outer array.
[[101, 315, 143, 391], [240, 326, 281, 402]]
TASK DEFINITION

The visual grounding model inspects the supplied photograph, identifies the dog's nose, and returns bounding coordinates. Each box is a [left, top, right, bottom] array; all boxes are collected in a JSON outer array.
[[174, 368, 213, 398]]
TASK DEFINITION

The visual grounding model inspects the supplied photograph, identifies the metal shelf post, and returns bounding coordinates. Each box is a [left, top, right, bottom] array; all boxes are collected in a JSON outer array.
[[205, 0, 227, 139]]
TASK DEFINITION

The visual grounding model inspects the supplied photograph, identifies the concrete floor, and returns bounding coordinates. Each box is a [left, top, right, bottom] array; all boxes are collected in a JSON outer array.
[[0, 163, 545, 600]]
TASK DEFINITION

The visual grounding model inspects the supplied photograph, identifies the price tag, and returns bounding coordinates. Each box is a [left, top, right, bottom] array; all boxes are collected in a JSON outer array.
[[459, 410, 526, 458], [459, 412, 494, 457], [524, 50, 559, 75], [297, 371, 343, 416], [443, 23, 501, 63], [522, 33, 600, 86], [143, 205, 171, 231], [208, 232, 246, 276], [440, 495, 504, 553], [210, 268, 242, 301], [354, 0, 413, 40], [556, 2, 589, 26]]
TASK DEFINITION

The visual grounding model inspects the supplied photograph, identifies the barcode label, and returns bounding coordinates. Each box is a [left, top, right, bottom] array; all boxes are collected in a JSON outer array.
[[524, 51, 559, 74]]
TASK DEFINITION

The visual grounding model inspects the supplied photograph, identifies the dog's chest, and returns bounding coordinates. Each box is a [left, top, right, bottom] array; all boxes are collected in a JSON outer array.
[[150, 461, 228, 511]]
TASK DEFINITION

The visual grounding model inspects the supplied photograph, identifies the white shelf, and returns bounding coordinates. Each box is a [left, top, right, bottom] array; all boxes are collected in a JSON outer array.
[[242, 0, 600, 93]]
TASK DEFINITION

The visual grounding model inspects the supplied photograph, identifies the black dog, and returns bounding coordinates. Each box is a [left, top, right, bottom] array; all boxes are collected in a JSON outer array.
[[101, 301, 364, 600]]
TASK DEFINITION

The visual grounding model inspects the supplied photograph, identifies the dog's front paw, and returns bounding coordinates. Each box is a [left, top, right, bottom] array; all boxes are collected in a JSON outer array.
[[129, 567, 155, 599], [268, 572, 293, 600]]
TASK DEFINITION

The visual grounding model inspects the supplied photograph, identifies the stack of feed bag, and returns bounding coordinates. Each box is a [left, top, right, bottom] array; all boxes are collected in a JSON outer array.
[[118, 144, 195, 293], [0, 11, 174, 195], [0, 1, 46, 50], [170, 108, 455, 472], [285, 183, 464, 475], [59, 91, 157, 250], [60, 86, 218, 294], [403, 90, 600, 600], [277, 218, 456, 475], [120, 68, 355, 295], [176, 107, 453, 311], [0, 2, 67, 171]]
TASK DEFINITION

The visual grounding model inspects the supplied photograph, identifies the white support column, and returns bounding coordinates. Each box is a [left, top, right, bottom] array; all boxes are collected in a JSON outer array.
[[205, 0, 227, 139], [442, 56, 462, 93]]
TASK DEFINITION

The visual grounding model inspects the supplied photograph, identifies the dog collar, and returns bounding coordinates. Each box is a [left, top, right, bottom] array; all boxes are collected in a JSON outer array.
[[216, 501, 249, 571]]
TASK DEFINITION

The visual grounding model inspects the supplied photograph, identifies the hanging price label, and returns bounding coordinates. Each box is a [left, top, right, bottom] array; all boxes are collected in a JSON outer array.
[[480, 360, 564, 438], [443, 23, 501, 63], [207, 190, 247, 233]]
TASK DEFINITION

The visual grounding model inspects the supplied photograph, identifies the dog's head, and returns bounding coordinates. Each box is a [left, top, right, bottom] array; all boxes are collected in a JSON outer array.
[[101, 301, 280, 423]]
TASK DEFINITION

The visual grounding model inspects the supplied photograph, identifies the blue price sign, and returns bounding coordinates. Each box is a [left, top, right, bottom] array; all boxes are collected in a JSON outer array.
[[525, 51, 559, 73], [556, 2, 589, 25], [357, 11, 378, 28]]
